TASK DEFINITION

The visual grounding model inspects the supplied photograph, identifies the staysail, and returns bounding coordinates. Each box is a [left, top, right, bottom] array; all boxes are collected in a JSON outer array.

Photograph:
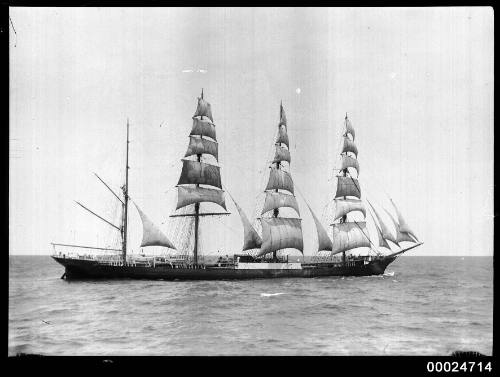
[[390, 198, 419, 241], [384, 208, 415, 243], [306, 203, 333, 252], [366, 199, 399, 246], [368, 210, 391, 250], [134, 202, 176, 249], [227, 192, 262, 251]]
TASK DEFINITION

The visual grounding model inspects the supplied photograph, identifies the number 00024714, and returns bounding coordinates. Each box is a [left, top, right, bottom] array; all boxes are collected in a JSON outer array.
[[426, 361, 492, 373]]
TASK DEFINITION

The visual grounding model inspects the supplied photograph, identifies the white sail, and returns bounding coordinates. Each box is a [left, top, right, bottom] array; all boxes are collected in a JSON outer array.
[[367, 200, 399, 246], [279, 102, 287, 126], [193, 97, 213, 122], [177, 159, 222, 189], [345, 118, 355, 141], [330, 221, 371, 255], [368, 211, 391, 250], [176, 186, 226, 210], [265, 167, 294, 194], [332, 198, 366, 221], [276, 125, 289, 148], [257, 217, 303, 257], [335, 176, 361, 199], [390, 199, 419, 241], [272, 145, 291, 164], [261, 192, 300, 216], [306, 204, 332, 252], [184, 136, 218, 160], [228, 194, 262, 251], [384, 208, 415, 243], [134, 203, 176, 249], [190, 117, 217, 141], [342, 136, 358, 157], [340, 155, 360, 175]]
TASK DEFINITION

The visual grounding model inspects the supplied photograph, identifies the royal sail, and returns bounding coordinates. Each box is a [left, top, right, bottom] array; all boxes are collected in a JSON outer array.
[[184, 136, 218, 160], [342, 137, 358, 157], [190, 117, 217, 141], [272, 145, 291, 164]]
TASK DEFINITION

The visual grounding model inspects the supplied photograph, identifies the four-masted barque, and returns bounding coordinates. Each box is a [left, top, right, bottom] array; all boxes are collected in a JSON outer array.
[[52, 91, 423, 280]]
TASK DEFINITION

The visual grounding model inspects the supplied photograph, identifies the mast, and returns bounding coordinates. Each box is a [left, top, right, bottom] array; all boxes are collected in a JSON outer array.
[[122, 119, 130, 264], [272, 101, 282, 261], [194, 90, 202, 265], [329, 113, 371, 259], [171, 89, 229, 265], [256, 102, 303, 259]]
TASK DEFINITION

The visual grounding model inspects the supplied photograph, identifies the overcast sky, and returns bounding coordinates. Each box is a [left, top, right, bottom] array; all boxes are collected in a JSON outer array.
[[9, 7, 493, 256]]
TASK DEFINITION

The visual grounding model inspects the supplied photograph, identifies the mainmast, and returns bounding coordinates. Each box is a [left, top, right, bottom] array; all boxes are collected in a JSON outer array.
[[122, 119, 130, 264], [171, 90, 228, 265], [256, 102, 303, 260], [329, 114, 371, 258]]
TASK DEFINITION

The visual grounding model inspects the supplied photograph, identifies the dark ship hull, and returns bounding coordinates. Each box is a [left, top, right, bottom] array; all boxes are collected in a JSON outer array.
[[52, 255, 397, 281]]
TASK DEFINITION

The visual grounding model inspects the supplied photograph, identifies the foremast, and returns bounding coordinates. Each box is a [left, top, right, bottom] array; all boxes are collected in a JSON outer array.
[[170, 90, 228, 265], [256, 102, 303, 260]]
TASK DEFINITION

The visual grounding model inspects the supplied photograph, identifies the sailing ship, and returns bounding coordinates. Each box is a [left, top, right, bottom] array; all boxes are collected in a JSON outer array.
[[52, 91, 422, 280]]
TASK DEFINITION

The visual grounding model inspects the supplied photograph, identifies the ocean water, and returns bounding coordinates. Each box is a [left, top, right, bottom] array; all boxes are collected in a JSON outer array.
[[9, 256, 493, 356]]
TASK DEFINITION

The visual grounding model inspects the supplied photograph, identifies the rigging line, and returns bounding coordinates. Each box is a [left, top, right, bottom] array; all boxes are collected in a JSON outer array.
[[94, 172, 125, 205], [9, 16, 17, 47], [74, 201, 121, 232], [351, 219, 379, 255]]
